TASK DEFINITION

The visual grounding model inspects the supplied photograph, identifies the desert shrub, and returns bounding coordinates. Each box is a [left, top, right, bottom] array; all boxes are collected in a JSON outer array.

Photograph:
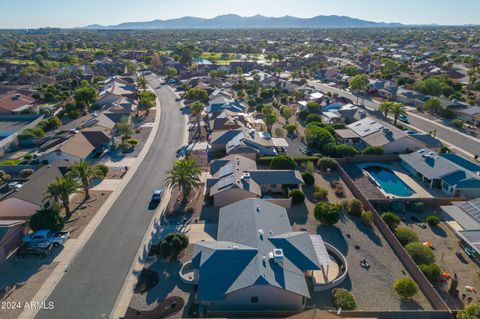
[[332, 288, 357, 310], [314, 202, 340, 225], [289, 189, 305, 204], [156, 233, 189, 258], [302, 172, 315, 185], [313, 188, 329, 201], [362, 146, 384, 155], [317, 157, 337, 171], [284, 123, 297, 134], [457, 301, 480, 319], [19, 169, 34, 178], [29, 207, 64, 232], [409, 201, 424, 212], [381, 212, 401, 229], [395, 227, 419, 246], [335, 183, 344, 196], [405, 242, 435, 265], [426, 215, 440, 226], [127, 139, 139, 146], [420, 263, 441, 282], [361, 211, 373, 226], [393, 278, 418, 299], [348, 199, 363, 216], [96, 163, 109, 177], [274, 127, 285, 137]]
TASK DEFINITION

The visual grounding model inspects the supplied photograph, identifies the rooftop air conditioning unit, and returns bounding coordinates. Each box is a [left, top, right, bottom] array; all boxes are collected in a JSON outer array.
[[273, 249, 284, 264]]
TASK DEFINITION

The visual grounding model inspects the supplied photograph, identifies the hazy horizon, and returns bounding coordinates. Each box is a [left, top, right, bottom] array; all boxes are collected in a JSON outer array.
[[1, 0, 480, 29]]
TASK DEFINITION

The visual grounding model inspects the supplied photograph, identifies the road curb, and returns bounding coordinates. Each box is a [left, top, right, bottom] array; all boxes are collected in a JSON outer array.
[[18, 85, 163, 319]]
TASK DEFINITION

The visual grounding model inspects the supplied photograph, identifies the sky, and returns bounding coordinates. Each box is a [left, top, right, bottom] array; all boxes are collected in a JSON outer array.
[[1, 0, 480, 29]]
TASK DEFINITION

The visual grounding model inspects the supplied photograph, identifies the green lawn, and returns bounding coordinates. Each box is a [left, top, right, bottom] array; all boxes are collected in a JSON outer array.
[[0, 159, 22, 166]]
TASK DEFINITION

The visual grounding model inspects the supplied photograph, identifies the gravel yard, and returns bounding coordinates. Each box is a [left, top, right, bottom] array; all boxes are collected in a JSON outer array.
[[289, 171, 433, 310], [398, 207, 480, 309]]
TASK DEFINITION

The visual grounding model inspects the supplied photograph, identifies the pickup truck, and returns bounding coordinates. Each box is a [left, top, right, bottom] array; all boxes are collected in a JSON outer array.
[[23, 230, 70, 247]]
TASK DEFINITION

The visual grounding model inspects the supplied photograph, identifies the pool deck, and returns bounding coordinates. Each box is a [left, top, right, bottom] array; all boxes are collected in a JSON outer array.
[[344, 161, 445, 200]]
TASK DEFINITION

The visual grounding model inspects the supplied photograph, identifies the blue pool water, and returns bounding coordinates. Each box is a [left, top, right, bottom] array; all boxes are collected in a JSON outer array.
[[364, 166, 415, 197]]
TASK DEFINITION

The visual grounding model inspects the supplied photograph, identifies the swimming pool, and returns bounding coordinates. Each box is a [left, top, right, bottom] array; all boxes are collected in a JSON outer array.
[[363, 165, 415, 197]]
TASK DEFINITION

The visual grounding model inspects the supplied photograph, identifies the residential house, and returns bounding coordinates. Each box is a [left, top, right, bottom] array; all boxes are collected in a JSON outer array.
[[400, 149, 480, 197], [0, 161, 71, 220], [336, 117, 426, 154], [322, 103, 358, 124], [0, 220, 26, 263], [457, 106, 480, 126], [0, 91, 35, 114], [192, 198, 329, 314], [206, 155, 303, 207]]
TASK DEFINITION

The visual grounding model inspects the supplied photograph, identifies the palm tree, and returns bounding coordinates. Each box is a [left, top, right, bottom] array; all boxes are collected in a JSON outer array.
[[262, 104, 279, 134], [391, 103, 406, 126], [379, 101, 393, 118], [425, 97, 441, 115], [68, 161, 106, 200], [165, 159, 201, 204], [190, 101, 204, 133], [44, 177, 79, 218]]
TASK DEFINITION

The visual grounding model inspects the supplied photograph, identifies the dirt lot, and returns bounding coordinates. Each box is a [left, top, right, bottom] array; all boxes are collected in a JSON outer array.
[[395, 206, 480, 309], [289, 170, 433, 311]]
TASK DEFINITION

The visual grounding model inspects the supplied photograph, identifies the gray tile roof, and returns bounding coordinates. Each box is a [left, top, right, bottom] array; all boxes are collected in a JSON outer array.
[[248, 170, 304, 186], [193, 199, 322, 301]]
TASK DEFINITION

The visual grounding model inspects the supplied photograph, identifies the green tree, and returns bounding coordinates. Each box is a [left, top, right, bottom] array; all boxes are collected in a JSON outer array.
[[138, 91, 156, 116], [29, 207, 64, 231], [378, 101, 393, 118], [457, 301, 480, 319], [349, 74, 369, 104], [424, 97, 441, 115], [381, 212, 401, 229], [270, 155, 296, 170], [420, 264, 441, 282], [362, 146, 384, 155], [184, 88, 208, 101], [306, 101, 320, 114], [289, 189, 305, 204], [391, 103, 406, 126], [395, 227, 419, 246], [314, 202, 340, 225], [116, 116, 133, 142], [305, 125, 335, 151], [190, 101, 204, 133], [393, 278, 418, 299], [165, 66, 178, 77], [405, 242, 435, 265], [417, 78, 443, 96], [44, 177, 79, 218], [74, 83, 97, 109], [281, 106, 292, 123], [137, 77, 148, 91], [68, 160, 107, 200], [165, 159, 201, 204], [262, 104, 278, 133], [332, 288, 357, 310]]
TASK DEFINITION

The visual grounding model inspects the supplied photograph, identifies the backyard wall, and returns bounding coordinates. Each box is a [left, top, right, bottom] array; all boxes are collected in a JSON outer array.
[[336, 159, 451, 311]]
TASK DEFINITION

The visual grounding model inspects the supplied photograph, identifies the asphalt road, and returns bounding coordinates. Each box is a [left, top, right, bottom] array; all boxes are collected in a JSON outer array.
[[36, 77, 185, 319], [308, 80, 480, 157]]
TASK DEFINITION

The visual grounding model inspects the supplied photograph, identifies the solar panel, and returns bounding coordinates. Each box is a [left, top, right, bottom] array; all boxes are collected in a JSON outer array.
[[218, 176, 234, 190], [460, 199, 480, 223], [219, 163, 234, 178]]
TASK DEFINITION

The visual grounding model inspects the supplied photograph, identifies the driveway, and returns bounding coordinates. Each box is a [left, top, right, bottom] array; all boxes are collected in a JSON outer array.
[[35, 76, 186, 319]]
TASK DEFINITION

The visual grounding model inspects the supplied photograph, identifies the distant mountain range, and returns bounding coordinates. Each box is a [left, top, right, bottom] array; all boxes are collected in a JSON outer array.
[[84, 14, 404, 30]]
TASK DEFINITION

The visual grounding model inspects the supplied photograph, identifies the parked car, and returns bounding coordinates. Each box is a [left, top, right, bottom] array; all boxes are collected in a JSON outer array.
[[152, 189, 165, 202], [398, 114, 409, 123], [16, 241, 53, 258], [23, 230, 70, 247]]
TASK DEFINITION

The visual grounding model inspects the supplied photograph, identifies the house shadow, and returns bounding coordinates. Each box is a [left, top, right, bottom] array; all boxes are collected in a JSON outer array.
[[350, 215, 383, 247], [287, 202, 309, 226], [0, 246, 64, 293], [431, 225, 447, 238], [199, 205, 219, 224], [316, 225, 349, 256], [203, 223, 218, 240], [400, 299, 424, 310], [144, 259, 187, 304]]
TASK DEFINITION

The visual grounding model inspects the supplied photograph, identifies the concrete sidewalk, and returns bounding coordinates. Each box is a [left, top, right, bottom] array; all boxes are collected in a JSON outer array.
[[19, 86, 164, 319]]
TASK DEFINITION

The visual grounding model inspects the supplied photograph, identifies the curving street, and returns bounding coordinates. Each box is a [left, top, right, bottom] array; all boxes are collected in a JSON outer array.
[[35, 77, 185, 319]]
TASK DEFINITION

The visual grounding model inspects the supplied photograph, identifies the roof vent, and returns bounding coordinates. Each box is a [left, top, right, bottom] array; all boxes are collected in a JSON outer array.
[[232, 245, 239, 250], [258, 229, 264, 239], [273, 249, 284, 264], [243, 172, 250, 179]]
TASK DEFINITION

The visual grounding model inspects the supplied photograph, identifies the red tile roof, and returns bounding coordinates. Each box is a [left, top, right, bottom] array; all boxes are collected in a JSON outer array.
[[0, 91, 35, 112]]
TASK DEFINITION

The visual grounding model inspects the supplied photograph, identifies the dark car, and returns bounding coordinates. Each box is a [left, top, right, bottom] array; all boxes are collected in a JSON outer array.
[[16, 241, 53, 259], [152, 189, 165, 202]]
